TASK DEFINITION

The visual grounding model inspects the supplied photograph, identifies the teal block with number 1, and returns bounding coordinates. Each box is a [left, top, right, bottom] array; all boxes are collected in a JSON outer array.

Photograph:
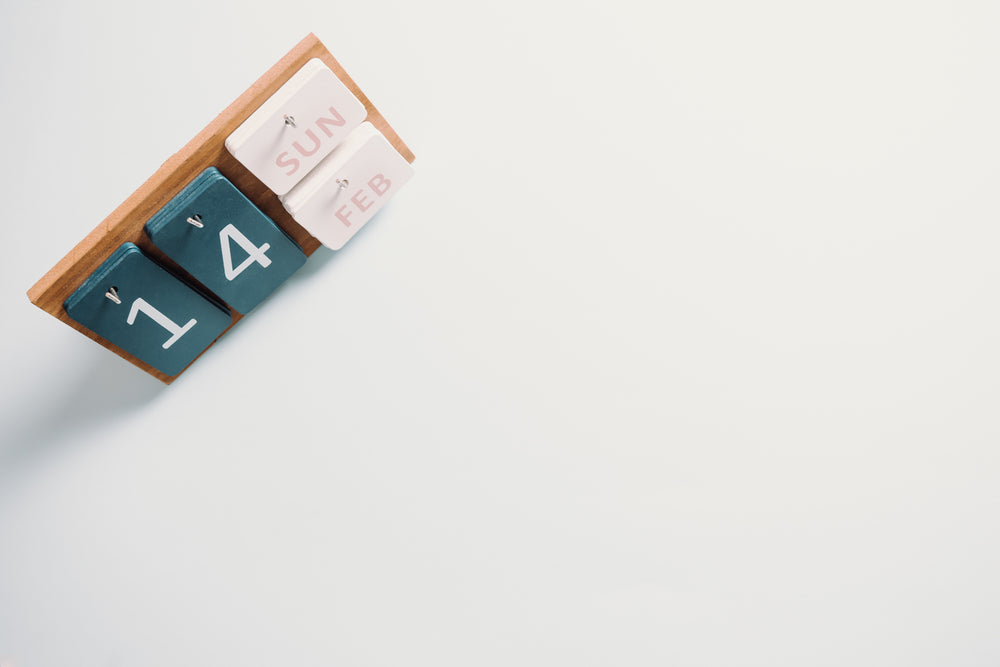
[[144, 168, 306, 314], [64, 243, 232, 376]]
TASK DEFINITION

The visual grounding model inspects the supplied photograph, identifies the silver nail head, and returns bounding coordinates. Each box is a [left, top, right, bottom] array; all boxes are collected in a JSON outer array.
[[105, 287, 122, 304], [336, 178, 349, 190], [187, 215, 204, 228], [284, 114, 296, 128]]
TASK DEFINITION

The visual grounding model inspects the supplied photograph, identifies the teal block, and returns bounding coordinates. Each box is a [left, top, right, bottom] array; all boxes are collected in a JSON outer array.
[[144, 168, 306, 314], [64, 243, 232, 376]]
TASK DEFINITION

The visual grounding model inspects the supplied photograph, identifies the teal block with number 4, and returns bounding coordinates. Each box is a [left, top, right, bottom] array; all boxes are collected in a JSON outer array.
[[144, 168, 306, 314], [64, 243, 232, 376]]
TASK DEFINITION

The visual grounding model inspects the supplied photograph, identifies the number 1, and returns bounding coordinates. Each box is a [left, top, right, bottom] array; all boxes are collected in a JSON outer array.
[[127, 298, 197, 349]]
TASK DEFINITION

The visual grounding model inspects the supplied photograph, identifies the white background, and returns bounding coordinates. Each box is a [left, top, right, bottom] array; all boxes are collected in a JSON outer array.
[[2, 1, 999, 665]]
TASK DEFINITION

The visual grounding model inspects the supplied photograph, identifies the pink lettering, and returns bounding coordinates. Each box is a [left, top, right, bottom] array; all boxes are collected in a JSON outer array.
[[292, 129, 323, 157], [350, 189, 372, 212], [335, 205, 353, 227], [275, 152, 300, 176], [315, 106, 347, 137], [368, 173, 392, 197]]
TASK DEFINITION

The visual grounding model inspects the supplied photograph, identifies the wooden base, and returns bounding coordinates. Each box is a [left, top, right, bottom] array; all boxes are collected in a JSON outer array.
[[26, 33, 414, 384]]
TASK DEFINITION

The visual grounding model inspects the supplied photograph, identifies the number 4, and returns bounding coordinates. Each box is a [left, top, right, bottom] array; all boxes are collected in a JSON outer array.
[[220, 223, 271, 281]]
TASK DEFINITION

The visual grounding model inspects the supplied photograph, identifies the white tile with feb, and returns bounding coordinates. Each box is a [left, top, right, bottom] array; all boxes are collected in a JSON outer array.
[[281, 122, 414, 250], [225, 58, 367, 196]]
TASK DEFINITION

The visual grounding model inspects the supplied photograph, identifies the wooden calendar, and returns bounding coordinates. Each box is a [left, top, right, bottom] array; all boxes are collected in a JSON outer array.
[[26, 33, 415, 384]]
